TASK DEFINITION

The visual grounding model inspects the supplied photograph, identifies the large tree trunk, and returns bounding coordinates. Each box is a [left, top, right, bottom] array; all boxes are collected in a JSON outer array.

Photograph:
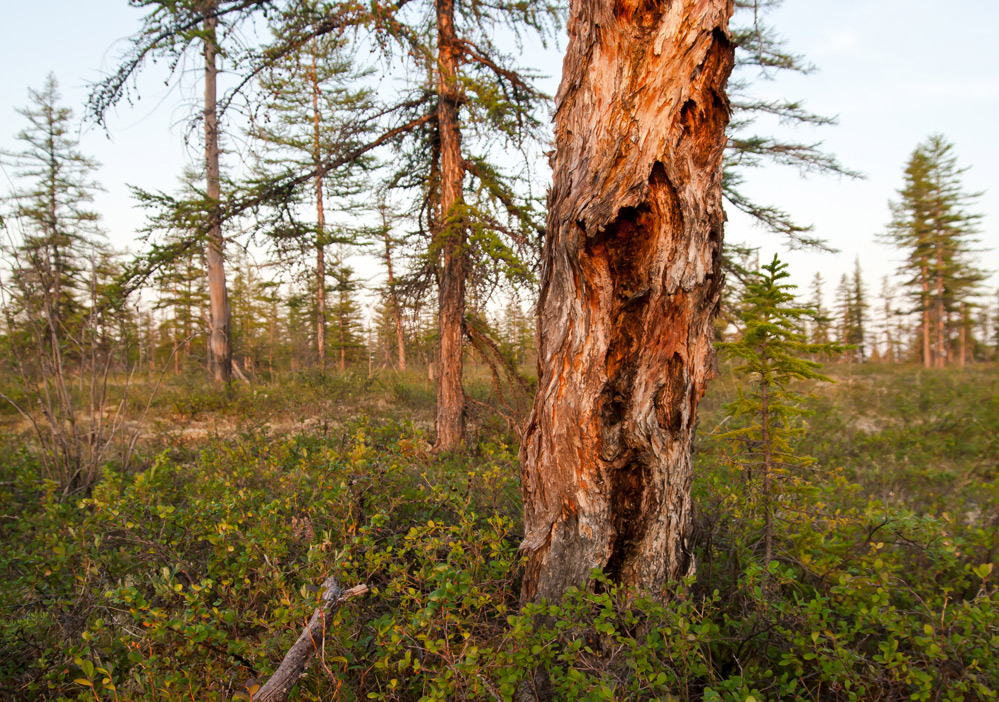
[[204, 4, 232, 385], [432, 0, 467, 451], [520, 0, 734, 604], [312, 45, 327, 372]]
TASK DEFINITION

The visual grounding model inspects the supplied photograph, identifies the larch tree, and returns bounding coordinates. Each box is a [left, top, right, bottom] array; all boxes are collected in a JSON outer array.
[[201, 0, 232, 384], [850, 256, 868, 359], [519, 0, 735, 603], [717, 254, 842, 579], [327, 246, 364, 371], [373, 199, 407, 371], [886, 136, 984, 368], [87, 0, 274, 385], [251, 28, 374, 371], [807, 271, 832, 349], [724, 0, 859, 250], [372, 0, 560, 450], [2, 74, 104, 329]]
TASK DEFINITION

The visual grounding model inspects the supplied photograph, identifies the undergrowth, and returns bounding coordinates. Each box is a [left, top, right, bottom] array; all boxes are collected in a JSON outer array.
[[0, 366, 996, 701]]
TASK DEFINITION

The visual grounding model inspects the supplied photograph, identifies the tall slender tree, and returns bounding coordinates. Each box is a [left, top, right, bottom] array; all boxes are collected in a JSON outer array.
[[717, 255, 842, 573], [201, 0, 232, 384], [373, 199, 408, 371], [2, 74, 103, 328], [251, 29, 373, 370], [369, 0, 560, 450], [520, 0, 734, 603], [886, 135, 984, 368], [850, 257, 868, 359], [88, 0, 269, 384], [808, 271, 831, 348]]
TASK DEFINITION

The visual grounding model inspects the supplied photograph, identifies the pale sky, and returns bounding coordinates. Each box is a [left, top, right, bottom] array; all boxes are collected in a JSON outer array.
[[1, 0, 997, 310]]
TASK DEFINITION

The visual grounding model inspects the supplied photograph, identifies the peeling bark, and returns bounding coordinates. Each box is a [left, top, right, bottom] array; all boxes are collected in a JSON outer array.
[[520, 0, 734, 603]]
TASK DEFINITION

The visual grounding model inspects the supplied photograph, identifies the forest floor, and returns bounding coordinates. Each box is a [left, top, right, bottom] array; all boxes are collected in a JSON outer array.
[[1, 363, 997, 701]]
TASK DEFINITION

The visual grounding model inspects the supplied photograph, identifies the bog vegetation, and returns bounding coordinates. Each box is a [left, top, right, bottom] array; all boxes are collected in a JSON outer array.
[[1, 0, 997, 701]]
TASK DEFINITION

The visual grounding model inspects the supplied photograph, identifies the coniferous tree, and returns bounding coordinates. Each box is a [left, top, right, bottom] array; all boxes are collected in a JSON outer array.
[[850, 257, 868, 360], [372, 199, 408, 372], [152, 228, 209, 373], [89, 0, 252, 384], [807, 271, 832, 349], [877, 275, 898, 363], [327, 247, 365, 372], [370, 0, 560, 449], [886, 135, 984, 368], [834, 273, 853, 361], [718, 254, 843, 575], [251, 29, 374, 370], [2, 74, 104, 329], [724, 1, 860, 249], [229, 249, 271, 376]]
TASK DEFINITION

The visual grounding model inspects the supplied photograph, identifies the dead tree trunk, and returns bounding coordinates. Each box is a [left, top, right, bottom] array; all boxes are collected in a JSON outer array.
[[204, 3, 232, 385], [252, 578, 367, 702], [432, 0, 468, 451], [520, 0, 734, 604]]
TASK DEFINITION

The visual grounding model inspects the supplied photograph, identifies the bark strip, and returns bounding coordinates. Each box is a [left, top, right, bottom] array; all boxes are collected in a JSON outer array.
[[520, 0, 734, 604]]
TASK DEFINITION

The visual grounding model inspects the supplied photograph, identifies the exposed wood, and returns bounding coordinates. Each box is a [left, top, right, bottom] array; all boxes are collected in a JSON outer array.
[[203, 1, 232, 385], [432, 0, 468, 451], [252, 578, 368, 702], [520, 0, 734, 603]]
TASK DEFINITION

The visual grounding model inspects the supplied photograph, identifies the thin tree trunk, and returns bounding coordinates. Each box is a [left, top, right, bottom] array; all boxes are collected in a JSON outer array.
[[203, 2, 232, 385], [382, 219, 407, 372], [921, 262, 931, 369], [269, 308, 275, 379], [959, 301, 967, 368], [432, 0, 467, 451], [935, 245, 946, 368], [761, 376, 773, 570], [339, 303, 346, 372], [312, 45, 327, 372], [173, 318, 180, 376], [147, 313, 156, 376], [520, 0, 734, 603]]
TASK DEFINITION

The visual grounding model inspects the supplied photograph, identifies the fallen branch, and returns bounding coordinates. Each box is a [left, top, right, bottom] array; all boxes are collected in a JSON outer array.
[[252, 577, 368, 702]]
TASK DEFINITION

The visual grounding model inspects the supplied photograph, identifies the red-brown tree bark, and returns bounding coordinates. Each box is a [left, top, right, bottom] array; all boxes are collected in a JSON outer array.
[[520, 0, 734, 603], [204, 3, 232, 385], [432, 0, 468, 451]]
